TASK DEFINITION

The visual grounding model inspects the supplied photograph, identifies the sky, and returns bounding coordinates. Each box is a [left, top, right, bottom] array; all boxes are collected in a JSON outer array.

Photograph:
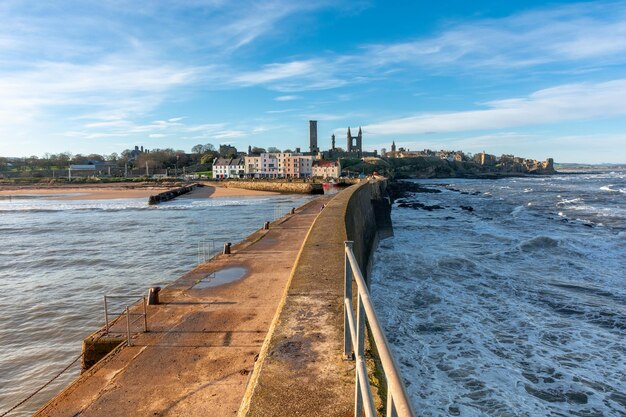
[[1, 1, 625, 163]]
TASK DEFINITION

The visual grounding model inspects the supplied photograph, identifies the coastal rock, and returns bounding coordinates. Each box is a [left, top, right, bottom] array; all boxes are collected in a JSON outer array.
[[397, 202, 444, 211]]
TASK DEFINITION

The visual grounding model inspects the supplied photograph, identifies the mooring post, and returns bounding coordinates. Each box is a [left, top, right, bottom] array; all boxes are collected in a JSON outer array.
[[263, 221, 270, 230], [148, 287, 161, 305], [223, 242, 231, 254], [290, 207, 295, 214]]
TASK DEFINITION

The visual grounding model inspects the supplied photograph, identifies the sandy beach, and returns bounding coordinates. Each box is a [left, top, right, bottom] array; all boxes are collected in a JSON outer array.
[[0, 183, 278, 200]]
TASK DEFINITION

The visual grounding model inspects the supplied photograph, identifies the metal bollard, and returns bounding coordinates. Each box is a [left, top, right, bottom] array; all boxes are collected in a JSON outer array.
[[290, 207, 295, 214], [263, 221, 270, 230], [147, 287, 161, 305], [223, 242, 231, 254]]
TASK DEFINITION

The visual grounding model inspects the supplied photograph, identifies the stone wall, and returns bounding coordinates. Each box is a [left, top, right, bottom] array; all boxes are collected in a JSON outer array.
[[224, 180, 324, 194], [344, 179, 392, 280]]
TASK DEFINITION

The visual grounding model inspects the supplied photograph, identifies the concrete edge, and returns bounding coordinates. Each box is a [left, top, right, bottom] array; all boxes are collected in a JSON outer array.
[[235, 194, 334, 416]]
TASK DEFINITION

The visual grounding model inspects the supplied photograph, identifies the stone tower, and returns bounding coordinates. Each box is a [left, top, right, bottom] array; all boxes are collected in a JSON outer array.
[[309, 120, 318, 153], [346, 127, 363, 154], [391, 141, 396, 152]]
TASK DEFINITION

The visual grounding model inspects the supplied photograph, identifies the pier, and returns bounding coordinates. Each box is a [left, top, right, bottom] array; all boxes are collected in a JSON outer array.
[[34, 180, 408, 417]]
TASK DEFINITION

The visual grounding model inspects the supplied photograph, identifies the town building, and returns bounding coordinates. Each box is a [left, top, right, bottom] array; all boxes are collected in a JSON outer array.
[[312, 159, 341, 179], [244, 152, 315, 178], [213, 156, 245, 179]]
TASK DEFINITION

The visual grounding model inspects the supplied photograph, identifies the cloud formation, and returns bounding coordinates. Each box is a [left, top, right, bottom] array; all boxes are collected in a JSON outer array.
[[364, 79, 626, 135]]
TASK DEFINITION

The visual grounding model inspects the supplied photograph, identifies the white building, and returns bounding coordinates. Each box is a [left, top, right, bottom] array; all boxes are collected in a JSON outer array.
[[213, 157, 245, 179], [312, 159, 341, 179]]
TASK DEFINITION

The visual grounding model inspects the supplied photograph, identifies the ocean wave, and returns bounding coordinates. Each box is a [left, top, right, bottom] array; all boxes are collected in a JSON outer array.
[[600, 185, 626, 193], [519, 236, 560, 251], [556, 197, 582, 206]]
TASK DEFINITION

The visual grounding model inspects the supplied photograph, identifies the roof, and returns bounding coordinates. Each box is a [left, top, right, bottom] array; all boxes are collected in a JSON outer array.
[[313, 160, 338, 168], [213, 157, 245, 166]]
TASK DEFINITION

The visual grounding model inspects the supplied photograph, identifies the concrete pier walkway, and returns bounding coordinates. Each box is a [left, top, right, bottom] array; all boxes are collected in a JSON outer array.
[[35, 196, 331, 417]]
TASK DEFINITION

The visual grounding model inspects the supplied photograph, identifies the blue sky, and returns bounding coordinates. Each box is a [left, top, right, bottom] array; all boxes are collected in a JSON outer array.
[[1, 0, 625, 163]]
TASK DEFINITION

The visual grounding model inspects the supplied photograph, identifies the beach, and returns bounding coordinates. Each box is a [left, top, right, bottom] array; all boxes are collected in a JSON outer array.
[[0, 182, 278, 200]]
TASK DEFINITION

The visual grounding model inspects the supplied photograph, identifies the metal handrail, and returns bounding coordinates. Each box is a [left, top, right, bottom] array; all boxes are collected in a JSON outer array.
[[103, 295, 148, 346], [344, 241, 416, 417]]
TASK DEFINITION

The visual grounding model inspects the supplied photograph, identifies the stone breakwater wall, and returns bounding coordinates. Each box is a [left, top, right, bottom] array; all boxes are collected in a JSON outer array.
[[345, 179, 392, 277], [148, 183, 197, 205], [224, 180, 324, 194]]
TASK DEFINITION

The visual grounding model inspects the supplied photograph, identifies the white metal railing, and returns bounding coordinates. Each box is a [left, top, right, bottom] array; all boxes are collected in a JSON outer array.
[[344, 241, 416, 417], [198, 239, 216, 265], [103, 295, 147, 346]]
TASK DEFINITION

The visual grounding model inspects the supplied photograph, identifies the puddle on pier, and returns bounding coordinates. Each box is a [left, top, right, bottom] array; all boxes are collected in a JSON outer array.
[[194, 266, 248, 288]]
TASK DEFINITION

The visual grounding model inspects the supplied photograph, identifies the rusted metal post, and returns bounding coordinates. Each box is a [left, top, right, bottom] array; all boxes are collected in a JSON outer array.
[[125, 306, 132, 347], [103, 296, 109, 334], [143, 296, 148, 332]]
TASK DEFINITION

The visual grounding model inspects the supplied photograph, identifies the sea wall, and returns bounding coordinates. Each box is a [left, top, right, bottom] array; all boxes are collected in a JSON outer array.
[[224, 180, 324, 194], [344, 179, 392, 280]]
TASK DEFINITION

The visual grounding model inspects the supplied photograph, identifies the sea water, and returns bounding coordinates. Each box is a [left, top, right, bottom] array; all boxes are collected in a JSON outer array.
[[371, 172, 625, 416], [0, 193, 313, 416]]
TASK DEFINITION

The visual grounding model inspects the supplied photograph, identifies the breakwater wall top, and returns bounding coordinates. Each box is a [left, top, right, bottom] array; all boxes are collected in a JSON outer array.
[[224, 180, 324, 194]]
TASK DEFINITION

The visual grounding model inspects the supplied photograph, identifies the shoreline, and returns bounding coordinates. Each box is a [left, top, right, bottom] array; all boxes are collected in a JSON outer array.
[[0, 183, 279, 200]]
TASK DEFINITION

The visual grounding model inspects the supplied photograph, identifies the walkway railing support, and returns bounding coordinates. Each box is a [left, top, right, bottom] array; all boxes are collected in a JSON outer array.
[[343, 241, 416, 417]]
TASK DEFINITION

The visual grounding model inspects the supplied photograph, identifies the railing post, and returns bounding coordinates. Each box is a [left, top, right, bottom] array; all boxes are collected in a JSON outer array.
[[103, 296, 109, 334], [126, 306, 132, 347], [143, 296, 148, 332], [344, 241, 354, 359], [386, 384, 396, 417], [355, 292, 366, 417]]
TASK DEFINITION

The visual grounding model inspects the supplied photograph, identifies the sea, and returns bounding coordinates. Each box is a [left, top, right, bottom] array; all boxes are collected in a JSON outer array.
[[371, 171, 626, 416], [0, 192, 314, 416]]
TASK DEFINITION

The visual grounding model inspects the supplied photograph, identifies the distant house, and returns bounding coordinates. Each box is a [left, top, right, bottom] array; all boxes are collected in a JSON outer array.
[[213, 157, 245, 179], [312, 159, 341, 179]]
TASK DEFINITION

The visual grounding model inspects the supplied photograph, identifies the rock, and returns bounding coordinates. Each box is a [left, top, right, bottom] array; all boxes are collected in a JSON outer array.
[[460, 205, 474, 212]]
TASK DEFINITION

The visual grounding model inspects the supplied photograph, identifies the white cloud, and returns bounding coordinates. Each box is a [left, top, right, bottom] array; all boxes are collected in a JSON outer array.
[[274, 95, 300, 101], [364, 2, 626, 71], [364, 79, 626, 135]]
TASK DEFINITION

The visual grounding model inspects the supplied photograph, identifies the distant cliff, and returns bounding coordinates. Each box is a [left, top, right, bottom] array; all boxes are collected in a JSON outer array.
[[341, 155, 556, 179]]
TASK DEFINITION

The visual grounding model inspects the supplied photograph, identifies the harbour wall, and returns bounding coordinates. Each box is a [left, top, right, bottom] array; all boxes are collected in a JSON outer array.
[[240, 179, 392, 416], [223, 180, 324, 194]]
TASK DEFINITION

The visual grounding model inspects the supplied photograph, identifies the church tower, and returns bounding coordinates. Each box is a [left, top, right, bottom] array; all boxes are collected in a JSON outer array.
[[391, 141, 396, 152], [346, 127, 363, 155], [331, 134, 336, 151]]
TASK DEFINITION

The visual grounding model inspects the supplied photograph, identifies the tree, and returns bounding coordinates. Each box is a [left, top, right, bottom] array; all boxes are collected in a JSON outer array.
[[267, 147, 280, 153], [251, 147, 265, 155], [191, 144, 204, 154], [283, 148, 294, 153], [202, 143, 215, 153]]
